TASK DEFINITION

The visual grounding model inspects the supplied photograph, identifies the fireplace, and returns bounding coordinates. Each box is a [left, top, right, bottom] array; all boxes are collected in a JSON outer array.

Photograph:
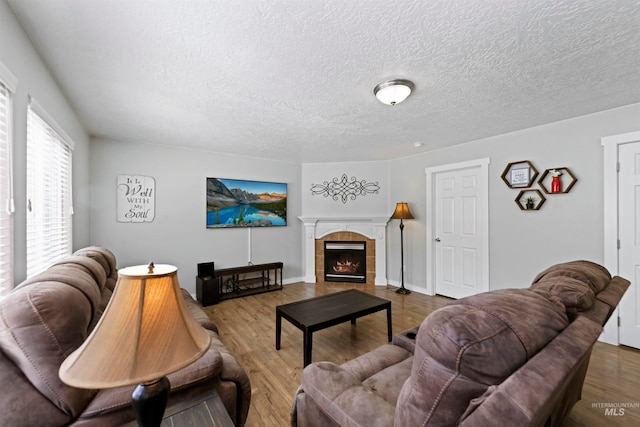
[[299, 216, 389, 285], [324, 241, 366, 283]]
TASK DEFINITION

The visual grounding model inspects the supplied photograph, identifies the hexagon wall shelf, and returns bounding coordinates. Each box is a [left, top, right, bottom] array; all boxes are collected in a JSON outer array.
[[501, 160, 538, 188], [516, 189, 546, 211], [537, 167, 577, 194]]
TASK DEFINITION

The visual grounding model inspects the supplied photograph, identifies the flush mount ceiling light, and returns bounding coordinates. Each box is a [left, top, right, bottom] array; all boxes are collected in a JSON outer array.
[[373, 79, 415, 105]]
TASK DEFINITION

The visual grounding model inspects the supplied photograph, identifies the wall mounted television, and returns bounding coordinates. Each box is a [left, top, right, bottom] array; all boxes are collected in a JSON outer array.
[[206, 178, 287, 228]]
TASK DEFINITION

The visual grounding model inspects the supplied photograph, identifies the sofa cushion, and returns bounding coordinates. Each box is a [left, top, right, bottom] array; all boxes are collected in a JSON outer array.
[[0, 350, 72, 427], [342, 343, 413, 407], [361, 356, 413, 408], [576, 298, 612, 324], [50, 256, 111, 330], [531, 276, 595, 311], [13, 266, 103, 330], [73, 246, 118, 291], [0, 272, 100, 417], [532, 260, 611, 294], [300, 361, 397, 427], [395, 289, 569, 427], [51, 256, 107, 291], [294, 344, 411, 427]]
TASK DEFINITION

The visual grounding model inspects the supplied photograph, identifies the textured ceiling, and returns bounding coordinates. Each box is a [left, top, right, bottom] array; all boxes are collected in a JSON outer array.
[[7, 0, 640, 163]]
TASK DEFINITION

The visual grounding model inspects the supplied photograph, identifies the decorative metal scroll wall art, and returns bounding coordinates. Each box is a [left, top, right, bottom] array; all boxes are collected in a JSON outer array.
[[310, 174, 380, 203]]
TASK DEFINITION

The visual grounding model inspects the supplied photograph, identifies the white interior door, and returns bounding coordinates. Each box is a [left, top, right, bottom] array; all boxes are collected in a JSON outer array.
[[619, 142, 640, 349], [430, 162, 488, 299]]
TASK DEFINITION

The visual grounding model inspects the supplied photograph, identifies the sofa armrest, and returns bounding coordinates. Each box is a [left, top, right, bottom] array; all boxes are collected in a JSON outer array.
[[181, 289, 218, 332], [295, 361, 396, 427], [341, 343, 412, 381], [179, 289, 251, 425], [209, 333, 252, 425], [593, 276, 630, 324], [391, 327, 418, 354], [458, 316, 602, 427]]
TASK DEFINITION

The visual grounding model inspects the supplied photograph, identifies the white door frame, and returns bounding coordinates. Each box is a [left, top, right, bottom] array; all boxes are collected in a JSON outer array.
[[425, 158, 490, 296], [602, 130, 640, 345]]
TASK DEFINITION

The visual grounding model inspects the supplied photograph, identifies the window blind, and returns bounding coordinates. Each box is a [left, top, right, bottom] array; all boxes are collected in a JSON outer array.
[[0, 81, 12, 295], [26, 103, 73, 278]]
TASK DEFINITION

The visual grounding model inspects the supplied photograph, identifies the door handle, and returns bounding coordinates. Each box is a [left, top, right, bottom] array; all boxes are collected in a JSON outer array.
[[435, 237, 441, 242]]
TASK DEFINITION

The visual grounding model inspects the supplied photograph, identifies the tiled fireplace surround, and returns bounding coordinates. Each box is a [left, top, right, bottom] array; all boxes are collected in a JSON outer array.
[[299, 217, 389, 286]]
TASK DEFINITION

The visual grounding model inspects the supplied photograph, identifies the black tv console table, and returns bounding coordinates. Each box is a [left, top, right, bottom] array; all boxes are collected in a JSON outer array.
[[197, 262, 283, 306]]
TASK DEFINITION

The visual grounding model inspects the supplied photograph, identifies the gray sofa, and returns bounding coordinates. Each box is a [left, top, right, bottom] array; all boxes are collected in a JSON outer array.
[[0, 247, 251, 426], [291, 260, 629, 427]]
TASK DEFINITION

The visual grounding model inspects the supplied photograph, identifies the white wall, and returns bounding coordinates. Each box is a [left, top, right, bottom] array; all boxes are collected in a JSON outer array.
[[0, 2, 90, 284], [389, 103, 640, 293], [90, 137, 302, 293], [6, 0, 640, 296], [91, 100, 640, 297]]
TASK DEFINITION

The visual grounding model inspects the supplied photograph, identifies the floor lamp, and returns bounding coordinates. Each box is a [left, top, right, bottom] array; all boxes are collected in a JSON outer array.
[[390, 202, 414, 294]]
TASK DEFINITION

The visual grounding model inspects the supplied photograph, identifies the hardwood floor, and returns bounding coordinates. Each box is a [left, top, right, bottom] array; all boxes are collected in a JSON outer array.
[[203, 282, 640, 427]]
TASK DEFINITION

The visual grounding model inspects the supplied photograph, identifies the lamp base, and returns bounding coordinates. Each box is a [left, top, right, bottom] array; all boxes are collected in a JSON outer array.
[[131, 376, 170, 427], [395, 287, 411, 295]]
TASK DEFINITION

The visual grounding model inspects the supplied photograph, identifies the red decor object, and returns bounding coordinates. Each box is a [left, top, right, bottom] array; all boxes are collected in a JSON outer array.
[[551, 175, 561, 193]]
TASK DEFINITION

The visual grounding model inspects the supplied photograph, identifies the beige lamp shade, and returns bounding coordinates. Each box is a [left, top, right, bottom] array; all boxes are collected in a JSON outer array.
[[390, 202, 414, 220], [59, 264, 211, 389]]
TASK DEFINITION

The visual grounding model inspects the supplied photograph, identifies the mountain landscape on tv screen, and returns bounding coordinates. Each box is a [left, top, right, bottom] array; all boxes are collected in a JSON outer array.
[[206, 178, 287, 228]]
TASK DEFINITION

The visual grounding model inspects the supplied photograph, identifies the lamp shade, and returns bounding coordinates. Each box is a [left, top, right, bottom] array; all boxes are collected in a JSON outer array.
[[390, 202, 414, 220], [59, 264, 210, 388], [374, 79, 415, 105]]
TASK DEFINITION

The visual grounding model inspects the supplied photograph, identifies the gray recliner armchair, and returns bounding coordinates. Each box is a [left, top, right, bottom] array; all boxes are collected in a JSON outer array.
[[291, 260, 629, 427]]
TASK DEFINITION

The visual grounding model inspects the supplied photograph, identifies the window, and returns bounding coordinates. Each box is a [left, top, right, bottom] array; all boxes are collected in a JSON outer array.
[[26, 101, 73, 278], [0, 80, 13, 295]]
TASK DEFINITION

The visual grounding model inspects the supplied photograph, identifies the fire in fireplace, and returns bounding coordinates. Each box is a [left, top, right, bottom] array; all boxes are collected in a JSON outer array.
[[324, 241, 366, 283]]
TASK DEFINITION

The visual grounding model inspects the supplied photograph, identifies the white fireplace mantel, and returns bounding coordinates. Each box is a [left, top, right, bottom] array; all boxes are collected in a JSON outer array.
[[299, 216, 390, 286]]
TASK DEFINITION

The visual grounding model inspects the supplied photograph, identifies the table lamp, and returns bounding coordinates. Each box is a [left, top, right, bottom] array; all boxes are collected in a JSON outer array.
[[59, 263, 211, 427], [390, 202, 414, 294]]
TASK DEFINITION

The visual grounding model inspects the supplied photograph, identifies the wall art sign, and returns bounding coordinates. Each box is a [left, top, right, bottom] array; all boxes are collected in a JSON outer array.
[[310, 173, 380, 203], [117, 175, 155, 223], [510, 167, 530, 186]]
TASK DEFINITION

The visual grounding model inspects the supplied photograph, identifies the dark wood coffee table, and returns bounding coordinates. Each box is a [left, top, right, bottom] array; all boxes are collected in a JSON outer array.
[[275, 289, 392, 366]]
